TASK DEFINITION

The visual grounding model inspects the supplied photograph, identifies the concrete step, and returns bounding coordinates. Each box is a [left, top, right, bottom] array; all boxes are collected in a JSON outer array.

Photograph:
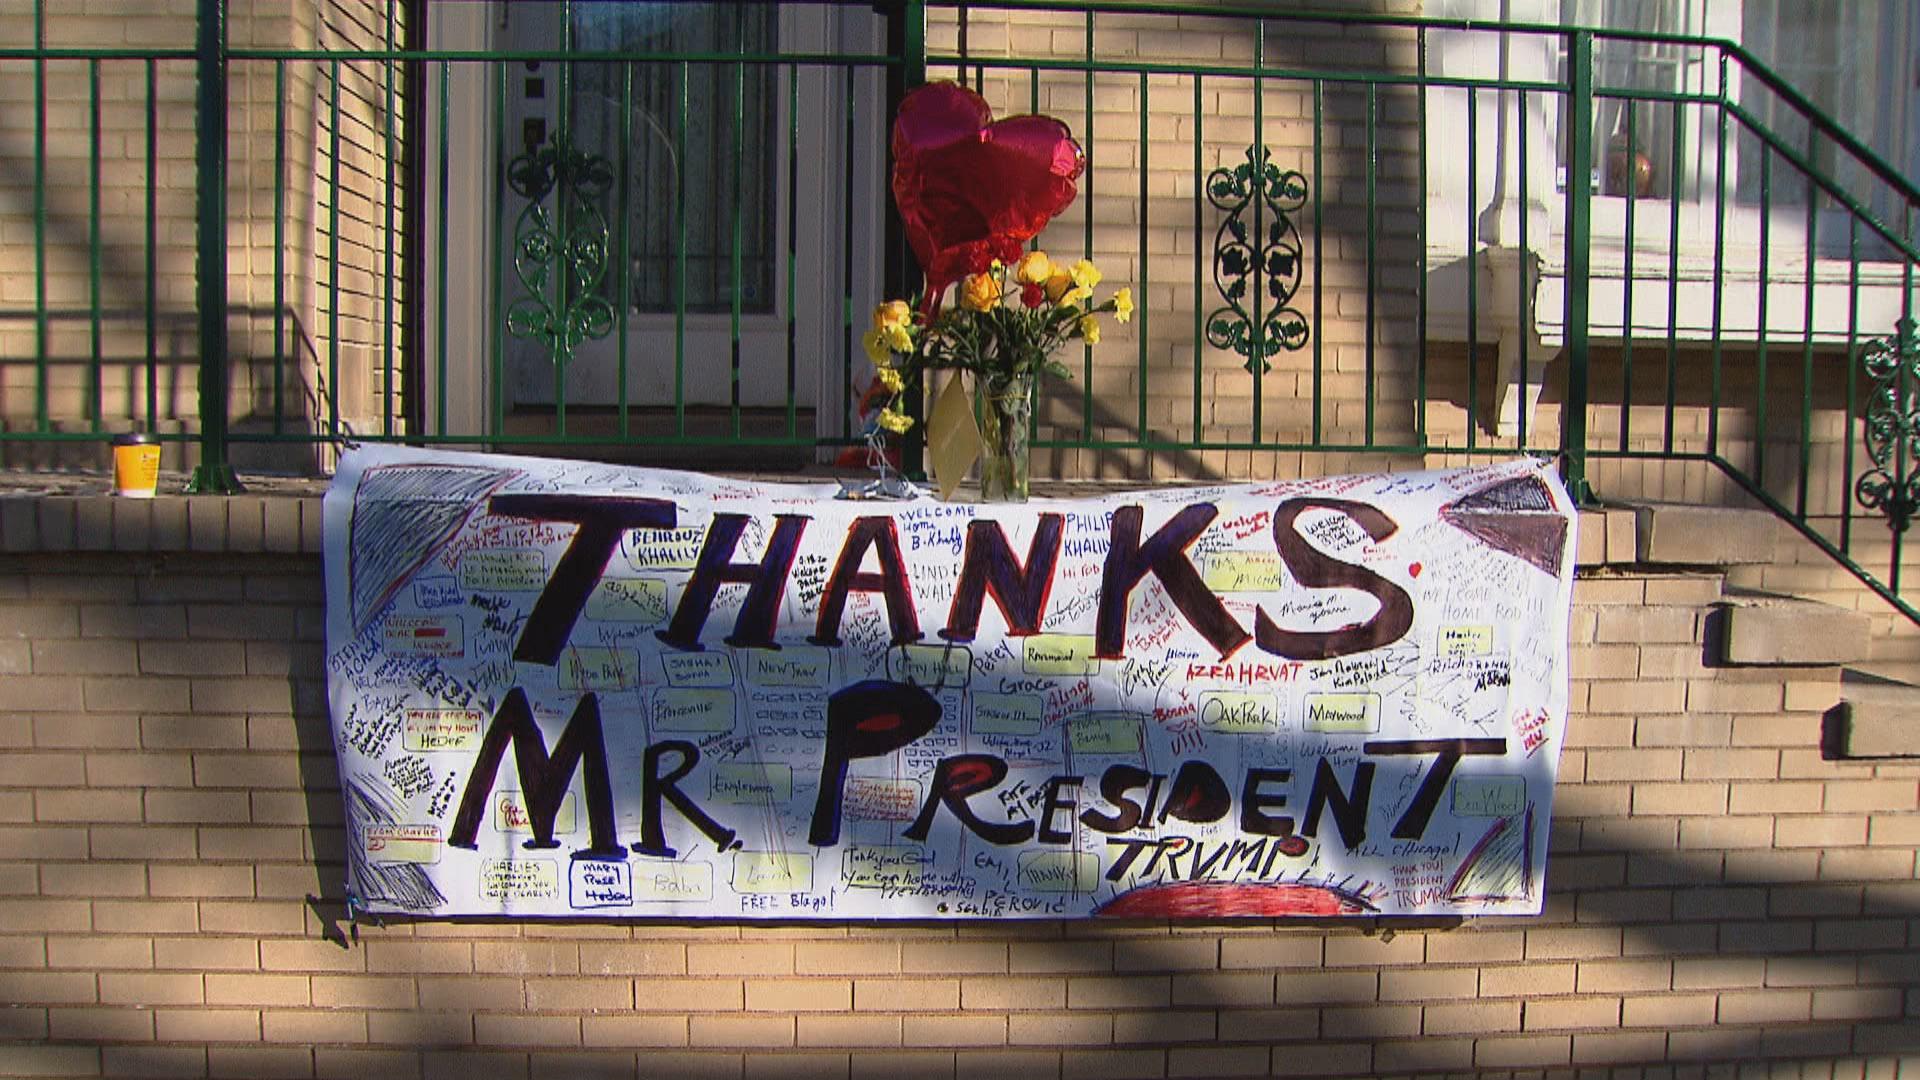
[[1629, 502, 1780, 566], [1712, 588, 1874, 667], [1832, 669, 1920, 759], [1843, 659, 1920, 685]]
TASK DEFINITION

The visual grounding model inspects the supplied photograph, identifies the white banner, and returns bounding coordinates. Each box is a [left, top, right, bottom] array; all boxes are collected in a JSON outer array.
[[324, 445, 1574, 919]]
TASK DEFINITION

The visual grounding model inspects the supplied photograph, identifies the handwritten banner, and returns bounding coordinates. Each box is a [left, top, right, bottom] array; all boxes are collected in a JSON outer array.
[[324, 446, 1574, 919]]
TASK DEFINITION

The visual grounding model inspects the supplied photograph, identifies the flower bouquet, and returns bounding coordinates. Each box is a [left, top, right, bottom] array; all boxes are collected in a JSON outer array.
[[860, 80, 1130, 503], [862, 254, 1131, 502]]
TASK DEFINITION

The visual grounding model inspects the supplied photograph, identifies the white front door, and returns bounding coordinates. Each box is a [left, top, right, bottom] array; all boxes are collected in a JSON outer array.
[[427, 1, 886, 444]]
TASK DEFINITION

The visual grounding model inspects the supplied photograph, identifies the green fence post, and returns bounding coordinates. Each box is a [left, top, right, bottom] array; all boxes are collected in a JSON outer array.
[[1561, 29, 1593, 504], [885, 0, 927, 480], [188, 0, 243, 493]]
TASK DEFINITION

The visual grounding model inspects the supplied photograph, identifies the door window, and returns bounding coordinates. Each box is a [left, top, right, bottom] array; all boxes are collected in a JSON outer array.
[[570, 3, 778, 315]]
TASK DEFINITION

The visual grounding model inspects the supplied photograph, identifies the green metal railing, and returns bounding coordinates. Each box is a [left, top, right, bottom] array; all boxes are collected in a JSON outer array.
[[2, 1, 1918, 619], [931, 0, 1918, 627]]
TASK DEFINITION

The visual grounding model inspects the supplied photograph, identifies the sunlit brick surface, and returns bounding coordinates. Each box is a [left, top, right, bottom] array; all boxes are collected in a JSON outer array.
[[0, 497, 1916, 1077]]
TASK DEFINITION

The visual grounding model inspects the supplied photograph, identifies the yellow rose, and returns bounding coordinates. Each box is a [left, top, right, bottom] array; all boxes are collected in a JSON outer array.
[[861, 329, 890, 365], [885, 324, 914, 353], [877, 408, 914, 434], [1078, 314, 1101, 345], [960, 272, 1002, 312], [872, 300, 912, 333], [1015, 251, 1053, 286], [1112, 287, 1134, 324], [875, 367, 904, 393], [1044, 268, 1074, 304]]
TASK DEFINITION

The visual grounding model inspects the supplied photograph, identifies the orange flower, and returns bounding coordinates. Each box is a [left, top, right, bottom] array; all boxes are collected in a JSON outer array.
[[1043, 268, 1074, 304], [960, 272, 1003, 312], [871, 300, 913, 333]]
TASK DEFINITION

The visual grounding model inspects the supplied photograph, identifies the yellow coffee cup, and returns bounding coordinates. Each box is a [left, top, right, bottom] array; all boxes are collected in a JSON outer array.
[[112, 434, 161, 499]]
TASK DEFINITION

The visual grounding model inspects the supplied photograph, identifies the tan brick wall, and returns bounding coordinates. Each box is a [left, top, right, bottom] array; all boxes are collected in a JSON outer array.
[[304, 0, 408, 447], [0, 0, 403, 473], [0, 545, 1916, 1078], [0, 0, 205, 449]]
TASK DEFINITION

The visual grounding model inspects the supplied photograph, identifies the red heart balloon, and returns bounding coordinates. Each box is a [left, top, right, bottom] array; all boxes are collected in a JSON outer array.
[[891, 82, 1084, 310]]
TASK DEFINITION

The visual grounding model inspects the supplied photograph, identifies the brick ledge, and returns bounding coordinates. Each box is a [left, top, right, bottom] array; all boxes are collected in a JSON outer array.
[[0, 473, 1632, 562], [0, 491, 324, 555]]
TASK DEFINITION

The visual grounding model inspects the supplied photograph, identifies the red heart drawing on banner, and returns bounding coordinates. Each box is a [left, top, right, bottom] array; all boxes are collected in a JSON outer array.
[[891, 82, 1084, 310]]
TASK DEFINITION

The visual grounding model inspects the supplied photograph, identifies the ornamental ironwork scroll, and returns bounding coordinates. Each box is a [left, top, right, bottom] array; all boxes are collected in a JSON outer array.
[[505, 136, 616, 371], [1856, 317, 1920, 532], [1207, 145, 1310, 375]]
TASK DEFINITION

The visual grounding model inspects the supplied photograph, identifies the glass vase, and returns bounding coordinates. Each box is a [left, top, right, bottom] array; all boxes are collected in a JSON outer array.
[[975, 372, 1034, 504]]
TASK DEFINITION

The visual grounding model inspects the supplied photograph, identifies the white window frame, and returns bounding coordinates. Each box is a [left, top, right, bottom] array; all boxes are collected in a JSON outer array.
[[1422, 0, 1918, 436]]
